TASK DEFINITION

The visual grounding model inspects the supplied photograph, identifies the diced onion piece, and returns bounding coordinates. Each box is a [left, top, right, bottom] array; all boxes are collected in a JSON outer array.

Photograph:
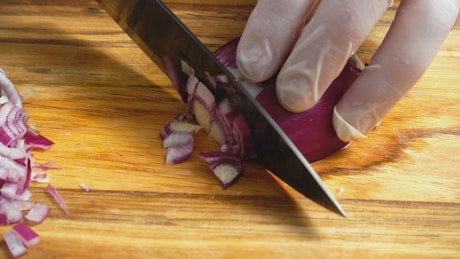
[[193, 82, 215, 111], [163, 131, 194, 148], [166, 139, 194, 165], [0, 102, 28, 146], [11, 200, 33, 211], [12, 222, 40, 247], [190, 82, 216, 133], [5, 206, 23, 225], [161, 120, 198, 165], [14, 189, 32, 201], [192, 101, 212, 133], [199, 150, 244, 188], [25, 203, 50, 223], [213, 164, 241, 189], [3, 229, 27, 258], [0, 144, 26, 159], [181, 59, 195, 76], [160, 120, 201, 139], [207, 122, 226, 145], [186, 74, 199, 95], [1, 182, 18, 199]]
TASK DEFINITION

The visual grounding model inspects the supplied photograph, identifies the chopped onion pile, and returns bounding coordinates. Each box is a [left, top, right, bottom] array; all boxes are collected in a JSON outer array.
[[1, 69, 61, 257], [162, 37, 363, 188]]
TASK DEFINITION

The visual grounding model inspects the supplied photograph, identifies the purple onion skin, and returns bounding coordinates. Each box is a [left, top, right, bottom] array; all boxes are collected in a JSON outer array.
[[215, 38, 363, 162]]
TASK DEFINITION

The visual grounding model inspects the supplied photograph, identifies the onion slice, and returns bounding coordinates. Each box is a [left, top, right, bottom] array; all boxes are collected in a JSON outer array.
[[199, 150, 243, 188], [3, 229, 28, 258], [12, 222, 40, 248], [46, 184, 69, 215], [25, 203, 50, 223]]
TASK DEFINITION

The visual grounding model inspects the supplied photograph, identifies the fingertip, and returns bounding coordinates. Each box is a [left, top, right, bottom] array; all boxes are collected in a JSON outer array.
[[276, 70, 317, 112], [277, 91, 313, 113], [236, 0, 316, 83], [332, 106, 367, 142], [236, 38, 274, 83]]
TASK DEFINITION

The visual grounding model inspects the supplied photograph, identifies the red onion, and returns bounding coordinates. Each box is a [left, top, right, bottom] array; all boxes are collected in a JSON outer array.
[[199, 149, 244, 189], [162, 37, 363, 187], [3, 229, 27, 258], [1, 69, 57, 257], [1, 70, 55, 222], [214, 38, 364, 162], [25, 203, 50, 223], [12, 222, 40, 248], [161, 120, 201, 165], [46, 184, 69, 215]]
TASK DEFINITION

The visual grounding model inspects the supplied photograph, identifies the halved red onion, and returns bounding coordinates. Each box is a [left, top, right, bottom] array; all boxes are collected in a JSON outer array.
[[215, 38, 364, 162], [162, 37, 363, 188]]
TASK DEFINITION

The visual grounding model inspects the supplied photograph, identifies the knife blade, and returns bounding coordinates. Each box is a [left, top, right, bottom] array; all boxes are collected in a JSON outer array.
[[97, 0, 346, 217]]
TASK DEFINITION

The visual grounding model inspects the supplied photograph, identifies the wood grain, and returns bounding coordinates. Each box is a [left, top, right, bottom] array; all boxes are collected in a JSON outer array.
[[0, 0, 459, 258]]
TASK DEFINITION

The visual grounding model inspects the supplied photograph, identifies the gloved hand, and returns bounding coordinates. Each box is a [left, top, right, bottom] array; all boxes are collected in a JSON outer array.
[[236, 0, 460, 142]]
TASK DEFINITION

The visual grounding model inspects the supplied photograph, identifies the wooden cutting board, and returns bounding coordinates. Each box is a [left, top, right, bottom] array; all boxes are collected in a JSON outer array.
[[0, 0, 459, 258]]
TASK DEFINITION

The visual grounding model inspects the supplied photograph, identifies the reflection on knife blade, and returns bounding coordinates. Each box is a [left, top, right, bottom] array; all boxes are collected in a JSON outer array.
[[97, 0, 347, 216]]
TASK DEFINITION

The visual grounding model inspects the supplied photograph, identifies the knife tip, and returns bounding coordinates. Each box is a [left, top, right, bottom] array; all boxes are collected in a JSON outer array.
[[330, 199, 347, 218], [338, 206, 347, 218]]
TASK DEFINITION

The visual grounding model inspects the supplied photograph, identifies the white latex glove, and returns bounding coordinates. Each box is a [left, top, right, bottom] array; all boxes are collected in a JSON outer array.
[[236, 0, 460, 142]]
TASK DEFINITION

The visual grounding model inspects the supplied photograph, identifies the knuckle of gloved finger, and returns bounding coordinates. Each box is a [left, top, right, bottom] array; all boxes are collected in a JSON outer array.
[[322, 5, 377, 43]]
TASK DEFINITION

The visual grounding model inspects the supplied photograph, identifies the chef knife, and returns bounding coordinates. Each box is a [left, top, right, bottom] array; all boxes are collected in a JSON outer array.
[[97, 0, 346, 217]]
